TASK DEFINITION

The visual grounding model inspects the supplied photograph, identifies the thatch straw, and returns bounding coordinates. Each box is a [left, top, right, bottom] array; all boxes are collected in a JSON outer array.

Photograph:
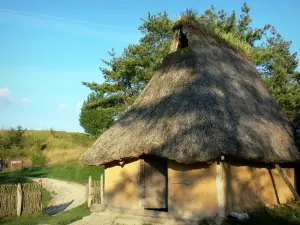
[[81, 24, 300, 165]]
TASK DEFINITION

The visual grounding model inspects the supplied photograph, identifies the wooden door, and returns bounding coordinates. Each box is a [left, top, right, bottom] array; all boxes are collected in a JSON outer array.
[[140, 155, 167, 210]]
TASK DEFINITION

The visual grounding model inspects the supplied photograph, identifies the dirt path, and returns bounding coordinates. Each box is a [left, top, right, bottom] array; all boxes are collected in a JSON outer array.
[[29, 177, 86, 212], [69, 211, 199, 225]]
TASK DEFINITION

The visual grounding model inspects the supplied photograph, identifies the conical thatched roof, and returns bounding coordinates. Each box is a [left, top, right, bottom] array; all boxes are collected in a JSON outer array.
[[81, 22, 300, 165]]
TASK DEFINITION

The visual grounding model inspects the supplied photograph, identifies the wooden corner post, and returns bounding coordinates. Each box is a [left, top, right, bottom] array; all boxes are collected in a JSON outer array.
[[216, 161, 226, 217]]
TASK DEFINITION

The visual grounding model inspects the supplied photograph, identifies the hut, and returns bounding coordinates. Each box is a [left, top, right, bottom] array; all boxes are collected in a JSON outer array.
[[80, 17, 300, 218]]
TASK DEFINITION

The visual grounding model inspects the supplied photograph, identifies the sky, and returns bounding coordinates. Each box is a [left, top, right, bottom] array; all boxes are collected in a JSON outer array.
[[0, 0, 299, 133]]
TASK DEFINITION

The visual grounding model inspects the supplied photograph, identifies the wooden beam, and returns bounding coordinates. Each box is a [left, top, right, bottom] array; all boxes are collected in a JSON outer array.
[[138, 159, 144, 209], [275, 164, 300, 202], [216, 162, 226, 217]]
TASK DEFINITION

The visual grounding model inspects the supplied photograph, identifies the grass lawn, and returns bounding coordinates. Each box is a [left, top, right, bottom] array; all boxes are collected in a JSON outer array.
[[0, 162, 104, 184]]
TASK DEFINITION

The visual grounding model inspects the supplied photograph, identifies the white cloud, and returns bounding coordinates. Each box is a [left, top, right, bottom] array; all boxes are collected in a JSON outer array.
[[59, 103, 66, 109], [0, 88, 13, 108], [0, 88, 9, 96], [20, 98, 30, 103], [76, 102, 83, 113]]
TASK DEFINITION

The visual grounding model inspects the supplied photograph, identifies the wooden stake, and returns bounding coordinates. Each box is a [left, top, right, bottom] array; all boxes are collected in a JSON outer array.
[[16, 183, 22, 217], [275, 164, 300, 202], [216, 162, 226, 217], [88, 175, 92, 208], [100, 174, 104, 204], [39, 180, 43, 212]]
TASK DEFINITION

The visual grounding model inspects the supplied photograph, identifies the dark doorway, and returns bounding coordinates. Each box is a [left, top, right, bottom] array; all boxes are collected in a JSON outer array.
[[295, 165, 300, 194], [178, 29, 189, 49], [140, 155, 168, 211]]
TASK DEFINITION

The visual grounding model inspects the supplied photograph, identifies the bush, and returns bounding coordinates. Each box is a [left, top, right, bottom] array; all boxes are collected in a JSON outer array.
[[31, 154, 47, 166], [0, 126, 26, 158]]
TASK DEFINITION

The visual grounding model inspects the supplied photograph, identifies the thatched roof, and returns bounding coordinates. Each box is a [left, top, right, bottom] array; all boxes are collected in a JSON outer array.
[[81, 23, 300, 165]]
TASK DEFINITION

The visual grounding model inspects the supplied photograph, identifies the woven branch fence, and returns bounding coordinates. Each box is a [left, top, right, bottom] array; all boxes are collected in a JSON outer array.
[[0, 181, 42, 217], [87, 175, 104, 207], [91, 180, 101, 204]]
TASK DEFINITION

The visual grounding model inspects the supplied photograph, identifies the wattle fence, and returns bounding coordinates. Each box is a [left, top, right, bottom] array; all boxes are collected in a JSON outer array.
[[86, 175, 104, 207], [0, 181, 42, 217]]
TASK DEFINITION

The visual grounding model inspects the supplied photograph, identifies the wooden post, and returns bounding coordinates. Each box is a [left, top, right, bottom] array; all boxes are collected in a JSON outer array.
[[39, 180, 43, 211], [88, 175, 92, 208], [275, 164, 300, 202], [216, 162, 226, 217], [16, 183, 22, 217], [100, 174, 104, 204]]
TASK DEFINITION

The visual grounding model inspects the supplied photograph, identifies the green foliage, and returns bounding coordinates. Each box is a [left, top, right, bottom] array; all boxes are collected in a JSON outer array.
[[81, 3, 300, 135], [80, 11, 174, 135], [31, 154, 47, 166], [79, 92, 118, 136], [0, 126, 27, 158]]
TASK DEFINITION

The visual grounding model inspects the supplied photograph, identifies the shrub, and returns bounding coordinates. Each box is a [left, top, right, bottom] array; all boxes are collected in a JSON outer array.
[[0, 126, 26, 158], [31, 154, 47, 166], [50, 128, 58, 138]]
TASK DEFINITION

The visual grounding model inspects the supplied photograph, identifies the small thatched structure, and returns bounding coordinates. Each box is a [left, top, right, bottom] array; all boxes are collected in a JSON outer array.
[[81, 19, 300, 218]]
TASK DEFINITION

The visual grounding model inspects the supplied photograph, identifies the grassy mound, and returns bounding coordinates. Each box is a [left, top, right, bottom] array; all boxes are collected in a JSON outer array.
[[0, 127, 96, 165]]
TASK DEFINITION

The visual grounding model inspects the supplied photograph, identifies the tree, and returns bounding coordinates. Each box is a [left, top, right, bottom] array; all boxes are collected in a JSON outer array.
[[79, 92, 118, 136], [80, 3, 300, 135], [80, 11, 174, 135]]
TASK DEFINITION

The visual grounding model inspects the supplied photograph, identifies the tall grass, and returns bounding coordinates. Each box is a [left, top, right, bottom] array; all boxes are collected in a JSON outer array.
[[44, 148, 86, 165], [173, 10, 252, 58]]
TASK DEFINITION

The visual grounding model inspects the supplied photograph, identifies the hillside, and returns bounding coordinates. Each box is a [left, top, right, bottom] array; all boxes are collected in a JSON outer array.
[[0, 127, 96, 166]]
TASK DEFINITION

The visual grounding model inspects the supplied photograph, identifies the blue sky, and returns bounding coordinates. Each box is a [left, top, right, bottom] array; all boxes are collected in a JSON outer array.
[[0, 0, 299, 133]]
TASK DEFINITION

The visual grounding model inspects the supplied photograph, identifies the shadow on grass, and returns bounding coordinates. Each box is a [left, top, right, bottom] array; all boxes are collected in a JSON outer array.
[[43, 200, 74, 215]]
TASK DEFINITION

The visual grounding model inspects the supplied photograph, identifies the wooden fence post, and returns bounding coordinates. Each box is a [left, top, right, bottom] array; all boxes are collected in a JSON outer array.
[[16, 183, 22, 217], [100, 174, 104, 203], [39, 180, 43, 211], [88, 175, 92, 208]]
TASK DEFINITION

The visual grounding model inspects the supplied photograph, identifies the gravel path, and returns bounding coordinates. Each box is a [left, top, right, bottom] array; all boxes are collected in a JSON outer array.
[[29, 177, 86, 211]]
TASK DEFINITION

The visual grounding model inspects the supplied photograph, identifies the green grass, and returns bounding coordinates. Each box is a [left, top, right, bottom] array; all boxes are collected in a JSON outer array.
[[0, 162, 104, 184], [0, 203, 90, 225]]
